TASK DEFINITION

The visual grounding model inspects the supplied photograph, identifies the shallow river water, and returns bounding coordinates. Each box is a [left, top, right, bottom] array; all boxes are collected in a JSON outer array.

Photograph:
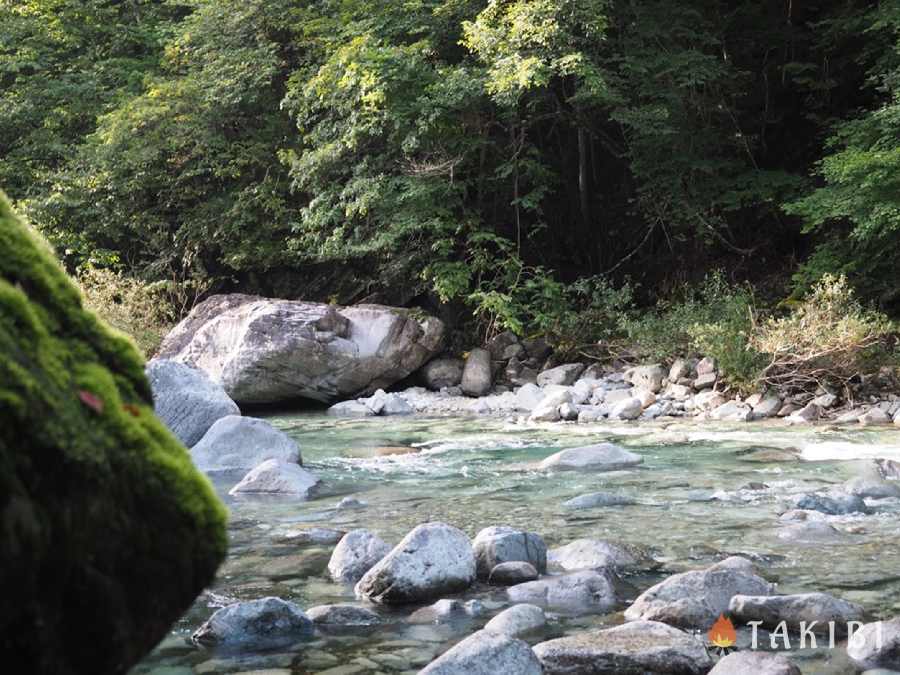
[[134, 414, 900, 674]]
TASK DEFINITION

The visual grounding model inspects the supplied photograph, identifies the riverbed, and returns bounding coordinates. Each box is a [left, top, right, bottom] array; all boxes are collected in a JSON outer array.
[[133, 415, 900, 674]]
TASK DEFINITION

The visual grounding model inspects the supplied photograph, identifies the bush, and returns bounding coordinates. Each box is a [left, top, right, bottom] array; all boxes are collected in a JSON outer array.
[[751, 274, 896, 394], [622, 272, 763, 389], [76, 266, 204, 357]]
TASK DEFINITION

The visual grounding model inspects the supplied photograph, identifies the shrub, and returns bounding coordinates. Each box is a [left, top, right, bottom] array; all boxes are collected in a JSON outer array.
[[751, 274, 896, 394]]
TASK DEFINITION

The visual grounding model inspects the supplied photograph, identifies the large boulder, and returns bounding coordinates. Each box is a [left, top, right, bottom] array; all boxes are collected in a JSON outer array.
[[483, 604, 546, 637], [419, 629, 542, 675], [472, 526, 547, 579], [533, 620, 712, 674], [328, 529, 391, 583], [506, 570, 618, 614], [0, 193, 227, 674], [156, 294, 444, 405], [146, 359, 240, 446], [421, 357, 464, 390], [537, 363, 585, 387], [624, 364, 666, 393], [191, 597, 312, 650], [461, 348, 493, 397], [547, 539, 642, 573], [624, 556, 774, 628], [708, 651, 801, 675], [228, 459, 319, 498], [729, 592, 865, 633], [355, 522, 476, 604], [191, 415, 302, 471], [539, 443, 643, 472]]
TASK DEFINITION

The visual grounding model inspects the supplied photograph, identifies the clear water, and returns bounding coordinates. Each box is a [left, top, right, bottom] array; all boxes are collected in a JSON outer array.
[[133, 415, 900, 674]]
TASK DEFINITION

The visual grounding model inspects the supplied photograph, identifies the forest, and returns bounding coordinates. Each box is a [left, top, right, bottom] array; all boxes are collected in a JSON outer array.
[[3, 0, 900, 386]]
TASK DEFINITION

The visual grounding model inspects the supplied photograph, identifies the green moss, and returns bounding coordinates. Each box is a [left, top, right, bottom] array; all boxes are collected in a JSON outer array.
[[0, 191, 227, 674]]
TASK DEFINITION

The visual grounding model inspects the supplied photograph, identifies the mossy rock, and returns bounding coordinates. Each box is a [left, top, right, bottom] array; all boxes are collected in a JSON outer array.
[[0, 192, 228, 673]]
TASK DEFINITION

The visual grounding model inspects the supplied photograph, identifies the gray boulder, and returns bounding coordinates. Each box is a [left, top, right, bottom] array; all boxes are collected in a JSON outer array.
[[472, 526, 547, 578], [363, 389, 414, 415], [562, 492, 636, 509], [326, 400, 375, 417], [328, 529, 391, 583], [156, 294, 444, 405], [191, 415, 301, 472], [860, 408, 893, 425], [845, 476, 900, 499], [529, 388, 572, 422], [539, 443, 643, 472], [729, 592, 865, 633], [777, 520, 846, 545], [696, 357, 717, 375], [461, 348, 493, 397], [421, 358, 464, 390], [710, 400, 752, 422], [278, 527, 345, 546], [409, 598, 484, 624], [794, 491, 870, 515], [610, 397, 642, 420], [548, 539, 641, 573], [483, 603, 546, 638], [515, 383, 544, 411], [146, 359, 240, 447], [355, 522, 476, 604], [419, 629, 542, 675], [533, 620, 712, 674], [306, 604, 381, 626], [752, 394, 783, 419], [228, 459, 319, 497], [488, 562, 539, 585], [624, 364, 666, 393], [624, 556, 774, 628], [537, 363, 585, 387], [506, 570, 617, 614], [708, 651, 801, 675], [847, 618, 900, 670], [693, 372, 717, 390], [191, 597, 313, 650]]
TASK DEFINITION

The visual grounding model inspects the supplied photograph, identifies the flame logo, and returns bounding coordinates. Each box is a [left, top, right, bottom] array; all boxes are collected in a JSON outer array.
[[707, 614, 737, 648]]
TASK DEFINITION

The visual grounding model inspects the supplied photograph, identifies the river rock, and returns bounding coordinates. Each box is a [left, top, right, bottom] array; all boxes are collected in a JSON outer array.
[[794, 491, 870, 515], [751, 394, 783, 419], [624, 556, 774, 628], [483, 603, 546, 637], [562, 492, 636, 509], [472, 526, 547, 578], [729, 592, 865, 633], [326, 400, 375, 417], [710, 400, 752, 421], [693, 372, 717, 390], [488, 562, 539, 585], [787, 402, 821, 424], [461, 348, 493, 397], [846, 618, 900, 670], [516, 383, 544, 411], [146, 359, 240, 447], [409, 598, 484, 624], [506, 570, 617, 614], [156, 294, 444, 405], [278, 527, 345, 545], [777, 520, 846, 544], [355, 522, 475, 604], [419, 629, 542, 675], [191, 597, 313, 650], [669, 358, 694, 383], [529, 388, 572, 422], [191, 415, 302, 471], [421, 358, 464, 390], [328, 529, 391, 583], [610, 397, 642, 420], [845, 476, 900, 499], [548, 539, 641, 572], [697, 357, 717, 375], [539, 443, 643, 472], [533, 620, 712, 674], [859, 408, 893, 425], [559, 401, 579, 420], [624, 364, 666, 393], [0, 193, 227, 674], [708, 651, 801, 675], [363, 389, 414, 415], [537, 363, 585, 387], [229, 459, 319, 497], [306, 604, 381, 626]]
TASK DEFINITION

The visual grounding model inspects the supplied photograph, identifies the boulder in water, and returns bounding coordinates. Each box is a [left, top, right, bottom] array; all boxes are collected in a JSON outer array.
[[506, 570, 618, 614], [229, 459, 319, 497], [728, 592, 865, 633], [191, 597, 313, 650], [419, 629, 542, 675], [0, 193, 227, 674], [539, 443, 643, 472], [483, 603, 546, 637], [472, 525, 547, 579], [328, 529, 391, 583], [191, 415, 302, 471]]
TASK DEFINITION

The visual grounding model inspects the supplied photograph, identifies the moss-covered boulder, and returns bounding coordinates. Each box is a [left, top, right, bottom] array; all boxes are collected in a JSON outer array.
[[0, 192, 228, 674]]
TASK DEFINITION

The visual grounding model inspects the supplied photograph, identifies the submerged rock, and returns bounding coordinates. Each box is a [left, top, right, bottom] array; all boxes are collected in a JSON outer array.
[[0, 193, 227, 674], [729, 592, 865, 633], [306, 603, 382, 626], [409, 598, 484, 624], [624, 556, 774, 628], [562, 492, 636, 509], [533, 620, 712, 674], [328, 529, 391, 584], [708, 651, 801, 675], [793, 491, 870, 515], [146, 359, 240, 447], [156, 294, 444, 405], [472, 526, 547, 579], [355, 522, 476, 604], [539, 443, 643, 472], [191, 597, 313, 650], [229, 459, 319, 497], [506, 570, 618, 614], [278, 527, 345, 546], [419, 629, 542, 675], [191, 415, 302, 471], [483, 603, 546, 637]]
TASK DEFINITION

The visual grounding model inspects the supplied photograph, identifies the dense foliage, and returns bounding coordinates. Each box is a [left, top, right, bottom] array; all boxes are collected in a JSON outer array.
[[2, 0, 900, 350]]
